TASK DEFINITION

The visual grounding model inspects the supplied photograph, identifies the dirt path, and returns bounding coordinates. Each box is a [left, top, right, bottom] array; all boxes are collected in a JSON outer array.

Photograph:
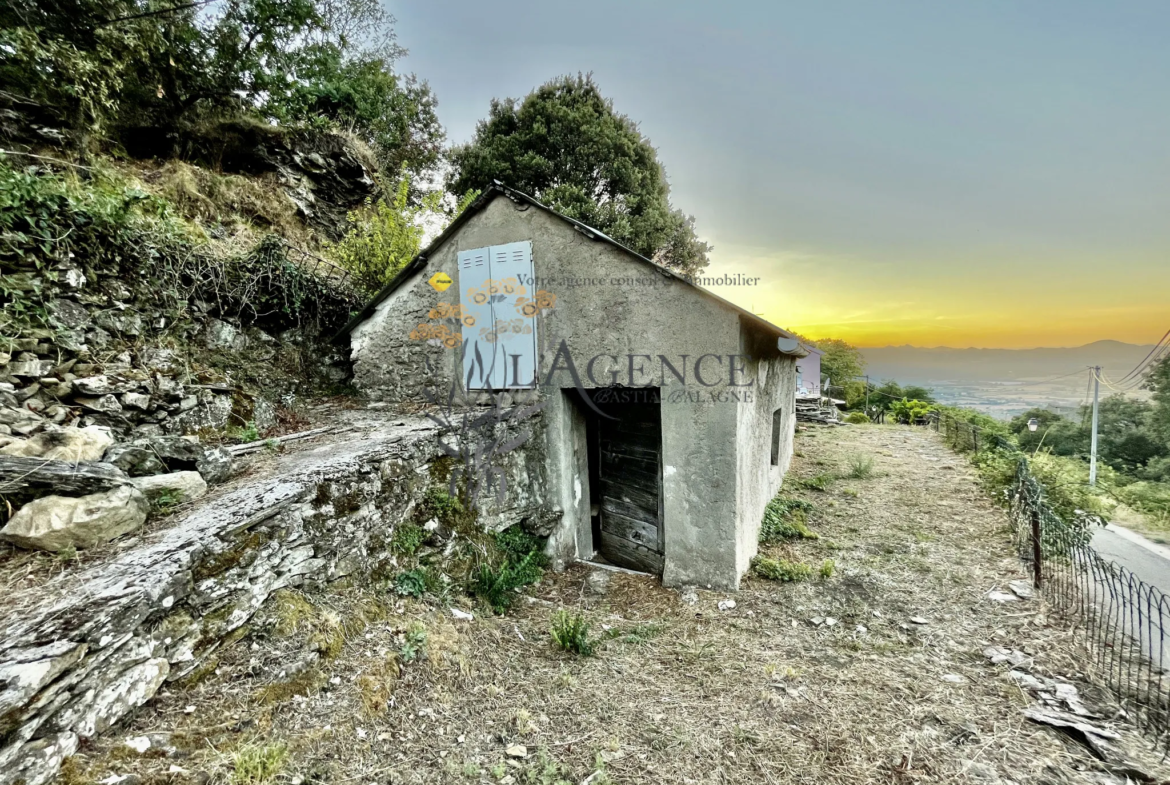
[[62, 424, 1169, 785]]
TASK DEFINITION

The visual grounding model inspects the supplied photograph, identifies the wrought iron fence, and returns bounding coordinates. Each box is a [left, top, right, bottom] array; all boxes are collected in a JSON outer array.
[[933, 413, 1169, 751]]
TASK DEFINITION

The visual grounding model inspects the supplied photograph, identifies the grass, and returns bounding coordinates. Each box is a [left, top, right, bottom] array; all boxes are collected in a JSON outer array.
[[751, 556, 813, 582], [797, 472, 834, 491], [550, 610, 594, 656], [230, 743, 287, 785], [845, 453, 875, 479], [469, 526, 547, 613]]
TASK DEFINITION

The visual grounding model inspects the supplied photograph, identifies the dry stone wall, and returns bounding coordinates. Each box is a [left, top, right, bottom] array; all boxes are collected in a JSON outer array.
[[0, 412, 558, 785]]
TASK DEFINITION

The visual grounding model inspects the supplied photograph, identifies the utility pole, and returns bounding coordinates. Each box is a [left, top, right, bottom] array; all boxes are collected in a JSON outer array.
[[1089, 366, 1100, 486], [864, 375, 870, 412]]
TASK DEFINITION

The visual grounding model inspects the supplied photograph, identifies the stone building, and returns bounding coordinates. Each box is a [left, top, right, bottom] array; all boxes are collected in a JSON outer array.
[[344, 184, 807, 589]]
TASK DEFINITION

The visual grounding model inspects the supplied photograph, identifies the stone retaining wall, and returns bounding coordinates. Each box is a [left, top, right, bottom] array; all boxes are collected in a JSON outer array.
[[0, 413, 556, 785]]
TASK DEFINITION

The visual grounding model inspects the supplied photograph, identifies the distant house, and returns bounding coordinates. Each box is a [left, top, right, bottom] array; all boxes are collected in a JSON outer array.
[[797, 345, 823, 398], [343, 184, 808, 589]]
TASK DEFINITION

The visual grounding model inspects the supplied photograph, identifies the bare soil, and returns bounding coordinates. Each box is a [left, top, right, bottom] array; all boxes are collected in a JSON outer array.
[[60, 424, 1170, 785]]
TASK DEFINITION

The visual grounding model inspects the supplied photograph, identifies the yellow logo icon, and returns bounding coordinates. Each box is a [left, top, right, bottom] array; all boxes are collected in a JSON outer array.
[[428, 272, 453, 292]]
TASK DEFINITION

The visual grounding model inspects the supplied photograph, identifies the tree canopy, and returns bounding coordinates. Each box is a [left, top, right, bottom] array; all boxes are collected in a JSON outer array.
[[447, 74, 710, 276], [0, 0, 443, 176]]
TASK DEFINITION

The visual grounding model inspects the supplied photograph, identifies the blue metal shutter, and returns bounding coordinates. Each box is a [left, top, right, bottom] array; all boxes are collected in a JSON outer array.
[[488, 241, 537, 389], [457, 247, 496, 389]]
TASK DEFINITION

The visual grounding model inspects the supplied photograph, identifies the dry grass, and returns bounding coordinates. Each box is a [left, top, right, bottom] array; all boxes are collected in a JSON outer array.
[[59, 424, 1170, 785]]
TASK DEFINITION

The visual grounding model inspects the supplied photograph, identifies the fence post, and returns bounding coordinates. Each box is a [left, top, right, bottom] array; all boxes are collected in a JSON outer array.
[[1031, 505, 1043, 589], [972, 426, 979, 454]]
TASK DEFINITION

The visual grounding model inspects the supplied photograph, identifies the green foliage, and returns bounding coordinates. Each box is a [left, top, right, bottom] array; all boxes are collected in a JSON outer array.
[[328, 173, 432, 289], [151, 489, 185, 515], [751, 556, 813, 582], [399, 622, 428, 662], [889, 398, 935, 425], [0, 159, 359, 339], [846, 454, 875, 479], [819, 559, 835, 579], [231, 742, 288, 785], [844, 411, 870, 424], [390, 523, 426, 556], [469, 526, 548, 613], [2, 0, 442, 174], [796, 336, 865, 391], [447, 73, 710, 276], [550, 610, 594, 656], [759, 495, 818, 542], [798, 473, 834, 491], [394, 568, 428, 598]]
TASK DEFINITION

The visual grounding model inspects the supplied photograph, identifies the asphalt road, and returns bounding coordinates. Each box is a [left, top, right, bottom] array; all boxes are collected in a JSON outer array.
[[1090, 524, 1170, 673]]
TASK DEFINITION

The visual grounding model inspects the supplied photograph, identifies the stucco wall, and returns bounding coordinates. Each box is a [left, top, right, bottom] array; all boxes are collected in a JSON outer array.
[[734, 352, 798, 579], [349, 195, 793, 588]]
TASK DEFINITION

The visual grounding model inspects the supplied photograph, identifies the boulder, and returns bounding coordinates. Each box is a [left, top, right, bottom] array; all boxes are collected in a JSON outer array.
[[0, 455, 130, 499], [130, 471, 208, 504], [0, 425, 113, 462], [0, 485, 149, 552], [46, 299, 91, 330], [197, 447, 235, 484], [203, 319, 244, 352]]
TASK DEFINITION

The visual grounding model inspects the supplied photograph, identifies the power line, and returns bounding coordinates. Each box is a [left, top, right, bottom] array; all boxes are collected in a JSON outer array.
[[1109, 327, 1170, 386]]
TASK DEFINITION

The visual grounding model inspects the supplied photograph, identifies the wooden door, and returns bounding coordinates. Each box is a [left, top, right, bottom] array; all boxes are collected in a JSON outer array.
[[594, 393, 664, 573]]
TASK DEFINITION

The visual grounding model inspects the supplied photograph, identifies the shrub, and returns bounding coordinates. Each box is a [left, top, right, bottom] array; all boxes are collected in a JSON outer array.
[[550, 609, 594, 656], [890, 398, 936, 425], [469, 526, 548, 613], [845, 411, 869, 424], [819, 559, 835, 579], [845, 454, 875, 479], [760, 496, 818, 542], [752, 556, 813, 582]]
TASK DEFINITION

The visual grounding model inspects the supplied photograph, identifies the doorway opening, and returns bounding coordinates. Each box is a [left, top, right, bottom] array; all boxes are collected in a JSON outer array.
[[575, 387, 664, 574]]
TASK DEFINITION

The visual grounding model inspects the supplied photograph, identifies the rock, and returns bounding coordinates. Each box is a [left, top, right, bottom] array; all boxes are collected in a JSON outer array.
[[104, 437, 234, 484], [57, 657, 169, 738], [130, 471, 208, 504], [87, 327, 113, 349], [252, 397, 277, 432], [0, 485, 149, 551], [717, 599, 737, 611], [0, 425, 114, 462], [75, 394, 123, 413], [74, 376, 125, 396], [168, 393, 232, 433], [103, 444, 167, 476], [0, 456, 129, 503], [504, 744, 528, 758], [121, 392, 152, 411], [941, 674, 967, 684], [94, 309, 143, 337], [8, 360, 55, 378], [909, 616, 929, 625], [450, 608, 474, 621], [203, 319, 243, 352], [121, 732, 179, 758], [245, 328, 277, 361], [585, 570, 610, 596], [1, 731, 79, 785], [141, 348, 179, 373], [679, 586, 698, 605], [197, 447, 234, 484], [986, 590, 1019, 603], [14, 383, 41, 402], [47, 299, 91, 330], [1008, 580, 1035, 600]]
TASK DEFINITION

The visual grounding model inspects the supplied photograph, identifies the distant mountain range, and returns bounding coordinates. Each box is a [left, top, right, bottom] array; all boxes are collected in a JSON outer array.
[[861, 340, 1156, 384]]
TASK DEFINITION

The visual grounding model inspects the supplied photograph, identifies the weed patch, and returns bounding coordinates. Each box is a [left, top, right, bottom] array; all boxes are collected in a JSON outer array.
[[845, 454, 875, 479], [760, 495, 818, 543], [550, 610, 594, 656], [231, 743, 287, 785], [752, 556, 813, 582], [469, 526, 547, 613]]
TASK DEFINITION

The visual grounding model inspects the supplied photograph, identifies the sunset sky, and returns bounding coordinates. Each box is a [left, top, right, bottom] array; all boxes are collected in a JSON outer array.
[[395, 0, 1169, 349]]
